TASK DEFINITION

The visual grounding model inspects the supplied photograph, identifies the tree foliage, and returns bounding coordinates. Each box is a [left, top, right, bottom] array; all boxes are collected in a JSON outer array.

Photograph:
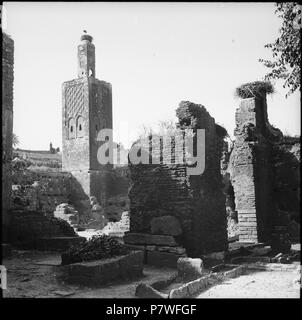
[[12, 133, 20, 147], [259, 3, 301, 97]]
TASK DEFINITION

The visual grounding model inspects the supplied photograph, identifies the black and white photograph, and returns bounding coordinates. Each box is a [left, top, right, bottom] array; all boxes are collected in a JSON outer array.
[[1, 1, 301, 303]]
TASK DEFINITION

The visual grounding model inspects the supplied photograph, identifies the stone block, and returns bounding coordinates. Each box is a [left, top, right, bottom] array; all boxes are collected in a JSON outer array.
[[123, 232, 178, 246], [60, 250, 143, 286], [150, 215, 182, 236], [157, 246, 186, 255], [177, 257, 203, 280], [135, 283, 168, 299], [205, 251, 226, 261], [123, 244, 145, 252], [187, 278, 202, 296], [169, 284, 189, 299]]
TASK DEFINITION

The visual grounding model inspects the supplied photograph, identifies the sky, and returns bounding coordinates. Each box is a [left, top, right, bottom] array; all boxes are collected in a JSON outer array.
[[3, 2, 301, 150]]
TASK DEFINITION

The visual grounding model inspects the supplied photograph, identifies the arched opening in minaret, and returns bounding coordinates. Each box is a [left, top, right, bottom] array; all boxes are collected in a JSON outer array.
[[68, 117, 76, 139], [76, 115, 84, 138]]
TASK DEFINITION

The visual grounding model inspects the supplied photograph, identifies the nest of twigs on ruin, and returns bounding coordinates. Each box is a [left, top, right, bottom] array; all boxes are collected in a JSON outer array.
[[235, 81, 275, 99]]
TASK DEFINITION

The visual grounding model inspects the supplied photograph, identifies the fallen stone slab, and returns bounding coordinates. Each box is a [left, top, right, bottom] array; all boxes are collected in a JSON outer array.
[[223, 265, 245, 278], [124, 233, 178, 246], [205, 251, 226, 261], [59, 250, 144, 286], [169, 265, 247, 298], [250, 246, 272, 256], [135, 283, 168, 298], [231, 256, 271, 264]]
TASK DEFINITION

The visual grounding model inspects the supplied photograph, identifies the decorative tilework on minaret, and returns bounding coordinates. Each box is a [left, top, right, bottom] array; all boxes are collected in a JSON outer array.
[[62, 33, 113, 204]]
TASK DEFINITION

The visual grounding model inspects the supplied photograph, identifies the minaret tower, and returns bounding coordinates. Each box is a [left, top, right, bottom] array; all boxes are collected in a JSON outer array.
[[62, 32, 113, 204]]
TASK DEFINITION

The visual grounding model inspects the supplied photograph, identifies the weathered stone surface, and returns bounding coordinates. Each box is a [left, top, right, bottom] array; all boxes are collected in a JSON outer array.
[[2, 33, 14, 240], [60, 251, 143, 286], [157, 246, 186, 255], [187, 278, 203, 296], [228, 92, 300, 244], [169, 284, 189, 299], [128, 101, 228, 256], [124, 232, 178, 246], [123, 244, 145, 252], [146, 251, 185, 268], [177, 257, 203, 280], [135, 283, 168, 299], [62, 34, 113, 206], [151, 215, 182, 236], [205, 251, 226, 261]]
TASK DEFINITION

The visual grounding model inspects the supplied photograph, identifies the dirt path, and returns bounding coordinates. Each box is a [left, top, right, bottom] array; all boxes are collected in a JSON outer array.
[[3, 250, 301, 298], [2, 250, 177, 298], [196, 269, 300, 298]]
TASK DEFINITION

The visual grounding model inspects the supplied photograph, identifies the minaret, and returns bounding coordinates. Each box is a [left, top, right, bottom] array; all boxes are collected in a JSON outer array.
[[77, 33, 95, 78], [62, 32, 113, 205]]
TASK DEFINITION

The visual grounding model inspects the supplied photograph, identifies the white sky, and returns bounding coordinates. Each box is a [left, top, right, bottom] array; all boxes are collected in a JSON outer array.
[[3, 2, 301, 150]]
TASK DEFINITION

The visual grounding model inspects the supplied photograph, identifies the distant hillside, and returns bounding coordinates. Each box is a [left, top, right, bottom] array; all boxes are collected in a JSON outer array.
[[13, 148, 62, 171]]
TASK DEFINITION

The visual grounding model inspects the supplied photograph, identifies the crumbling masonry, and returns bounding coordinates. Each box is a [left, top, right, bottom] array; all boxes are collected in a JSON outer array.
[[125, 101, 228, 261], [2, 33, 14, 241], [228, 92, 299, 243]]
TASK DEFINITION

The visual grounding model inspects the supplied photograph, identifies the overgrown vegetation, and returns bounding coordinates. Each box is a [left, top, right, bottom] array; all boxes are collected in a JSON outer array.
[[235, 81, 275, 99], [259, 3, 301, 97], [61, 234, 128, 265]]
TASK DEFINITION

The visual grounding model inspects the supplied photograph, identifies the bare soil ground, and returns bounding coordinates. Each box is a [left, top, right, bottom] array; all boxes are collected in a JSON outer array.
[[2, 250, 176, 298], [196, 269, 300, 298], [2, 248, 301, 298]]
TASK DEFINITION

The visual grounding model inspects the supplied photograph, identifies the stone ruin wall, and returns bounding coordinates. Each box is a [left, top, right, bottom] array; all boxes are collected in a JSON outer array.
[[229, 94, 300, 243], [2, 33, 14, 240], [127, 101, 228, 257], [12, 171, 73, 215]]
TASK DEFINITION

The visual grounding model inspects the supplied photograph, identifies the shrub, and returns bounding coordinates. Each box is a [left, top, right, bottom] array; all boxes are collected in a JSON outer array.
[[235, 81, 275, 99], [61, 234, 128, 265]]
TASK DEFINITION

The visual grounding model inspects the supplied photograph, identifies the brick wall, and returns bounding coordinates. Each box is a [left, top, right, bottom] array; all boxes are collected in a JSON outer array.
[[2, 32, 14, 239], [229, 95, 281, 243], [128, 101, 228, 256]]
